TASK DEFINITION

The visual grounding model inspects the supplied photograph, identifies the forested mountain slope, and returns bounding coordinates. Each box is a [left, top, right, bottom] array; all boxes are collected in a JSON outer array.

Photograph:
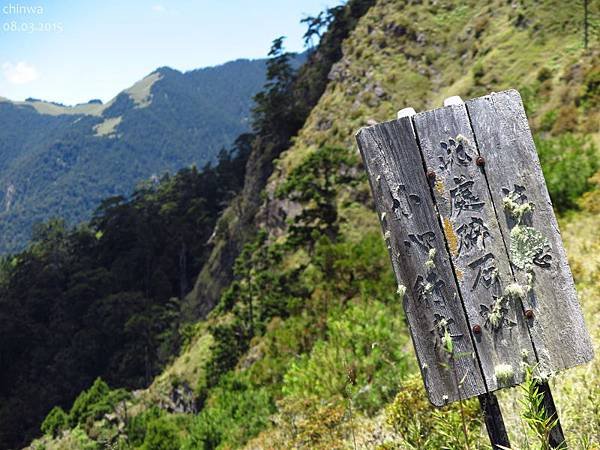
[[18, 0, 600, 448], [0, 58, 275, 254]]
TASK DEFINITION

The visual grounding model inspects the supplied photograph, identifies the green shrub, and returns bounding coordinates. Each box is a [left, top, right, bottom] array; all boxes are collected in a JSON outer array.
[[40, 406, 69, 437], [537, 67, 553, 82], [536, 134, 598, 211], [183, 374, 275, 449], [472, 61, 485, 85], [579, 65, 600, 110], [282, 300, 410, 413], [275, 146, 362, 248], [385, 374, 483, 449], [311, 232, 395, 303], [125, 406, 164, 447], [539, 109, 558, 132], [67, 426, 99, 450], [204, 321, 250, 388], [69, 378, 130, 429], [267, 396, 351, 448], [142, 416, 181, 450]]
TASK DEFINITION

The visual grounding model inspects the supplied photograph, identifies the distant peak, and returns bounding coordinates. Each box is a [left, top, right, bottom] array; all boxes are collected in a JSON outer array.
[[153, 66, 180, 76]]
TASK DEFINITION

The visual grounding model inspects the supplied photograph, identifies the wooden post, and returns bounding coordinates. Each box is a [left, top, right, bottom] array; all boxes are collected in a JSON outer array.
[[479, 393, 510, 449]]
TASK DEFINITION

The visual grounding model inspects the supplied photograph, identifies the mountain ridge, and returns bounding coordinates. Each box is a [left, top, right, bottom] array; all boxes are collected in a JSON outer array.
[[0, 57, 282, 254]]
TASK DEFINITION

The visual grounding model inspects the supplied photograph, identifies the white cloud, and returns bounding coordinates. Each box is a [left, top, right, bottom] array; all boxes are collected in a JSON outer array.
[[2, 61, 39, 84], [151, 4, 166, 13]]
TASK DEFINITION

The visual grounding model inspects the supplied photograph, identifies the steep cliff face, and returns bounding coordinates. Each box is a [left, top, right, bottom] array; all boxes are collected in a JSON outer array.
[[182, 0, 377, 320]]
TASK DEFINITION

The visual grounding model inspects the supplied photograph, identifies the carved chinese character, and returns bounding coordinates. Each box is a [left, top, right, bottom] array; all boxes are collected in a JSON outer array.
[[431, 313, 463, 351], [502, 184, 535, 223], [390, 184, 422, 219], [414, 272, 446, 306], [438, 137, 472, 171], [502, 184, 528, 204], [405, 231, 436, 253], [468, 253, 499, 292], [450, 176, 484, 217], [456, 217, 490, 255], [480, 296, 516, 331], [533, 244, 553, 268]]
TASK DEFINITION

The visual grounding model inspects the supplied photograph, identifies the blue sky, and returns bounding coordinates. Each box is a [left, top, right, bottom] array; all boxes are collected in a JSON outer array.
[[0, 0, 342, 105]]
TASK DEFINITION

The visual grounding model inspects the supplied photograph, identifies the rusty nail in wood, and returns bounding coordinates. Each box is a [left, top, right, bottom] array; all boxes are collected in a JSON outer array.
[[476, 156, 485, 167], [525, 309, 535, 319], [472, 324, 482, 334], [426, 169, 436, 181]]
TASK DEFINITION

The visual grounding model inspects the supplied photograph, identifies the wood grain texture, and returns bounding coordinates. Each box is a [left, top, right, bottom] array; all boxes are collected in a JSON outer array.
[[413, 104, 535, 392], [356, 118, 486, 405], [466, 90, 594, 374]]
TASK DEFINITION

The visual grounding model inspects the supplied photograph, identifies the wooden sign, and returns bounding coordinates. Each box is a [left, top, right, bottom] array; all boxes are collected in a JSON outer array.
[[355, 90, 593, 408]]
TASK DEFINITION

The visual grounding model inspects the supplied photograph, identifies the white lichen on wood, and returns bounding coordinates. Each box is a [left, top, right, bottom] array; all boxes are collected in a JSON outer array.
[[396, 283, 406, 298], [503, 191, 534, 222], [494, 364, 515, 385], [455, 133, 470, 146], [510, 225, 549, 270], [488, 297, 507, 329], [504, 283, 526, 300], [424, 282, 433, 295], [424, 247, 436, 271]]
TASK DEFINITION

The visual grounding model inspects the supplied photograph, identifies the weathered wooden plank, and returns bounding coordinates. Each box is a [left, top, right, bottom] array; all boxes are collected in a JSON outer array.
[[466, 90, 594, 374], [356, 118, 486, 405], [413, 104, 536, 392]]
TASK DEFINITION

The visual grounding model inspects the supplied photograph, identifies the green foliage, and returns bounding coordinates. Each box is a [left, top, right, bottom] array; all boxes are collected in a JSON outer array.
[[520, 367, 565, 450], [276, 146, 363, 247], [141, 416, 181, 450], [472, 61, 485, 85], [205, 232, 309, 389], [539, 109, 558, 132], [385, 374, 483, 449], [282, 300, 410, 413], [68, 378, 129, 429], [536, 134, 598, 211], [66, 427, 99, 450], [204, 321, 251, 389], [310, 231, 396, 302], [40, 407, 69, 438], [124, 406, 164, 447], [579, 65, 600, 111], [252, 38, 302, 138], [263, 396, 351, 448], [0, 144, 250, 449], [184, 374, 274, 450]]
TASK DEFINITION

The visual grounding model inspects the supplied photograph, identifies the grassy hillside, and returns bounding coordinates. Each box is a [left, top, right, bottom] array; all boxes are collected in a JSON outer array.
[[26, 0, 600, 449]]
